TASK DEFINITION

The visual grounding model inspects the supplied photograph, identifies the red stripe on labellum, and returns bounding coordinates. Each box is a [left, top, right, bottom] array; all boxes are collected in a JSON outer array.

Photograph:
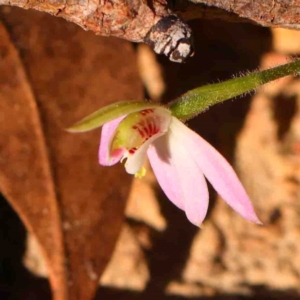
[[129, 147, 138, 154], [122, 109, 169, 157], [132, 125, 145, 138], [141, 124, 150, 135], [140, 109, 154, 116], [134, 110, 163, 141]]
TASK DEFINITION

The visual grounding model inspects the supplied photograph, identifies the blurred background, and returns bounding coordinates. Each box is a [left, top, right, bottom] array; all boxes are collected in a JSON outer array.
[[1, 6, 300, 300]]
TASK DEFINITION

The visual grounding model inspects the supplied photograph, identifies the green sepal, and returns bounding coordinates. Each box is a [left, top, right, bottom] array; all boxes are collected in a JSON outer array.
[[67, 101, 161, 132]]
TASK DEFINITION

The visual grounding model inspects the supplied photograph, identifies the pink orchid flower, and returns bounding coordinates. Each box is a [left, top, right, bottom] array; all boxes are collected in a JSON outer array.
[[99, 107, 261, 226]]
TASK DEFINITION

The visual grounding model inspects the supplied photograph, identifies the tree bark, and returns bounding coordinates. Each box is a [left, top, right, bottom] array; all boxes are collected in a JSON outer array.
[[184, 0, 300, 30], [0, 0, 298, 60]]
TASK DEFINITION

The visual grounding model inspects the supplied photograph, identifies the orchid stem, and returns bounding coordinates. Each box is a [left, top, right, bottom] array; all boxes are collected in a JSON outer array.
[[170, 59, 300, 120]]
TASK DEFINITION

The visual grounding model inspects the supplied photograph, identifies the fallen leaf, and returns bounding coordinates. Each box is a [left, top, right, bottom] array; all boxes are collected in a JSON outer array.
[[0, 9, 143, 300]]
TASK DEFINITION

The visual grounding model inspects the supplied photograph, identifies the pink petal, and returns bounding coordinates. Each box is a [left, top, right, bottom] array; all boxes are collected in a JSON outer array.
[[99, 116, 125, 166], [170, 118, 261, 224], [148, 133, 209, 226]]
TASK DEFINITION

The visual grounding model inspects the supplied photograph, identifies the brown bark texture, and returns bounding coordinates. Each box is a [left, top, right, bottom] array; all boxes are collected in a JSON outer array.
[[188, 0, 300, 29], [0, 0, 195, 62], [0, 0, 299, 62]]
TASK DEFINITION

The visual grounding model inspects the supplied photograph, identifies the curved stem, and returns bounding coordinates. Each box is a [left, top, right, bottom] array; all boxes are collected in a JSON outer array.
[[170, 60, 300, 120]]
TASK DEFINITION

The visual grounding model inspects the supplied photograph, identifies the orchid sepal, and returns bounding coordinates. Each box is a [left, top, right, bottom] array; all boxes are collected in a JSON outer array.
[[67, 101, 162, 133]]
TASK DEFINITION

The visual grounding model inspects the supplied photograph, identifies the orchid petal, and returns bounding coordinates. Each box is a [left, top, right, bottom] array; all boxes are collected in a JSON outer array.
[[170, 118, 261, 224], [99, 116, 125, 166], [148, 129, 209, 226], [147, 137, 184, 210]]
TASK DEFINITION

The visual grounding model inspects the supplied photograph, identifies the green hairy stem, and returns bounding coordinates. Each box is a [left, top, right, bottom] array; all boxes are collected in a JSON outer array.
[[69, 60, 300, 132], [170, 60, 300, 120]]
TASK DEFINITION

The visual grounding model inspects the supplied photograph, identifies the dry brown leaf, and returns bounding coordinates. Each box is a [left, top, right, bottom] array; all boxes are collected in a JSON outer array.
[[0, 8, 143, 300]]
